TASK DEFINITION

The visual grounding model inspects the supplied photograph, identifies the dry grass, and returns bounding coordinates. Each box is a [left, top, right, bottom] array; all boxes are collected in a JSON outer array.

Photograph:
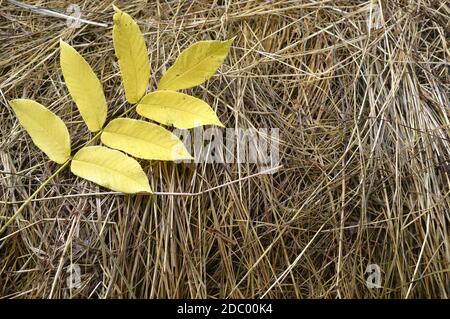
[[0, 0, 449, 298]]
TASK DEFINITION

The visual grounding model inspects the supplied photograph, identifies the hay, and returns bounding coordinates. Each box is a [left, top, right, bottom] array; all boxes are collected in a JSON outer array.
[[0, 0, 449, 298]]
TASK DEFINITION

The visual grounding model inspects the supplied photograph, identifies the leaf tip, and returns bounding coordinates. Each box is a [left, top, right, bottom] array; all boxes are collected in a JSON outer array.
[[9, 99, 27, 113], [59, 39, 70, 48], [9, 99, 18, 110], [200, 112, 226, 128], [140, 184, 153, 194], [134, 180, 152, 194], [209, 114, 225, 128], [112, 4, 122, 23], [176, 149, 194, 161]]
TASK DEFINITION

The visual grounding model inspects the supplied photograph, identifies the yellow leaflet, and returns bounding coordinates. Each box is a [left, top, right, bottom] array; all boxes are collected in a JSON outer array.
[[60, 40, 107, 132], [10, 99, 71, 164], [101, 118, 192, 161], [71, 146, 151, 193], [158, 39, 233, 91], [137, 90, 224, 129], [112, 6, 150, 103]]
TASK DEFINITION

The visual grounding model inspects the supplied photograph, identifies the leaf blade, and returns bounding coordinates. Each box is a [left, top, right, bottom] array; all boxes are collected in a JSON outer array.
[[136, 90, 224, 129], [60, 40, 108, 132], [158, 39, 233, 91], [10, 99, 71, 164], [112, 6, 150, 103], [71, 146, 151, 193], [101, 118, 192, 161]]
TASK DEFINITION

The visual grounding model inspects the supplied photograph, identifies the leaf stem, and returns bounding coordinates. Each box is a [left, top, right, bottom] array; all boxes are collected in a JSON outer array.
[[0, 159, 70, 236], [1, 101, 141, 237]]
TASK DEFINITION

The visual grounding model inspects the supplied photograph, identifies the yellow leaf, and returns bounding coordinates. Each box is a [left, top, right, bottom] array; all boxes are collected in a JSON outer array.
[[71, 146, 151, 193], [10, 99, 71, 164], [101, 118, 192, 161], [137, 91, 224, 129], [60, 40, 107, 132], [112, 6, 150, 103], [158, 39, 233, 91]]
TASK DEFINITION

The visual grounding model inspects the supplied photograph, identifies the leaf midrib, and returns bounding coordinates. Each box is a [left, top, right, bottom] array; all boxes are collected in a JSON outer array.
[[161, 42, 227, 88], [72, 158, 143, 187], [104, 130, 180, 155], [139, 101, 214, 118], [116, 13, 146, 100], [19, 109, 67, 152]]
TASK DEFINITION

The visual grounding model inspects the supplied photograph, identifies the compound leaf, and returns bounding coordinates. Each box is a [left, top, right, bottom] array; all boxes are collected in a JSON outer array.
[[101, 118, 192, 160], [137, 90, 224, 128], [60, 40, 107, 132], [112, 5, 150, 103], [158, 39, 233, 91], [71, 146, 151, 193], [10, 99, 71, 164]]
